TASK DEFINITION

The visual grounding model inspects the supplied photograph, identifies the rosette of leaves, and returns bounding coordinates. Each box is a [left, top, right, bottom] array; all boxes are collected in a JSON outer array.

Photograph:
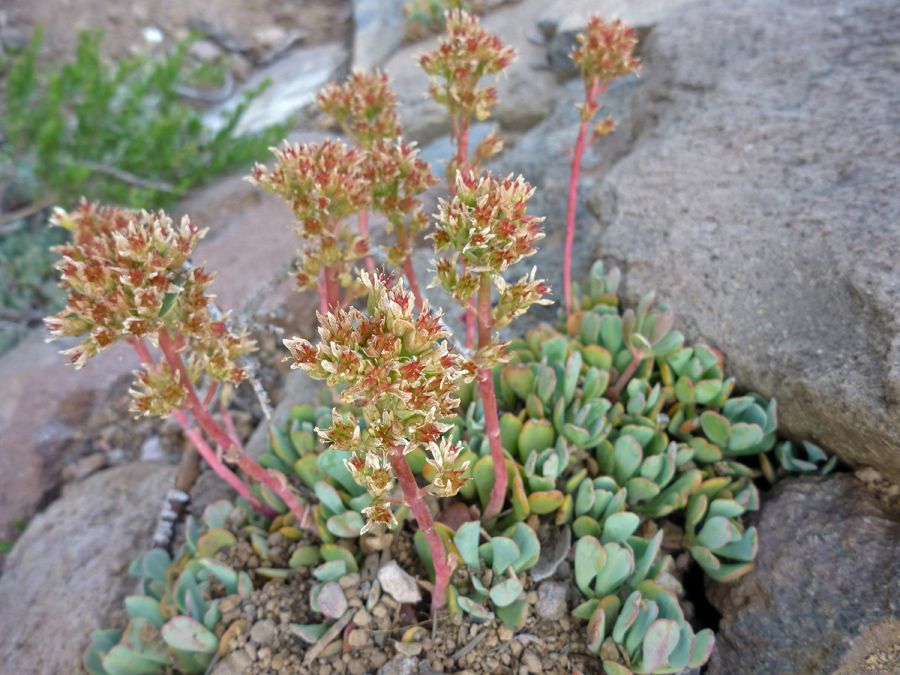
[[84, 502, 255, 675], [682, 477, 760, 581], [444, 520, 542, 630], [594, 426, 696, 513], [571, 536, 713, 673], [770, 439, 837, 479]]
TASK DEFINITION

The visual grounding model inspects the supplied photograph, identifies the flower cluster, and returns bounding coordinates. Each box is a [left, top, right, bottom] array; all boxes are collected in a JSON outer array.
[[418, 9, 516, 123], [45, 202, 254, 411], [284, 272, 471, 531], [433, 170, 548, 304], [248, 140, 370, 294], [315, 70, 403, 149], [572, 17, 640, 126], [364, 139, 440, 267]]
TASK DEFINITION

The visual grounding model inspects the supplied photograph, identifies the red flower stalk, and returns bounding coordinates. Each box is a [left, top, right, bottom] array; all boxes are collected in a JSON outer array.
[[432, 171, 551, 519], [46, 201, 314, 531], [564, 16, 640, 317], [419, 9, 515, 350], [285, 272, 472, 614]]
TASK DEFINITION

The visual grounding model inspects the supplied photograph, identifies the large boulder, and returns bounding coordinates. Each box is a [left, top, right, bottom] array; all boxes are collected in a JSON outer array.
[[583, 0, 900, 479], [706, 474, 900, 674], [0, 463, 177, 675]]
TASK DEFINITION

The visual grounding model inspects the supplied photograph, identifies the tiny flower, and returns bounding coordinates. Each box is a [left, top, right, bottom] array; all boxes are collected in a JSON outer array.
[[424, 438, 470, 498]]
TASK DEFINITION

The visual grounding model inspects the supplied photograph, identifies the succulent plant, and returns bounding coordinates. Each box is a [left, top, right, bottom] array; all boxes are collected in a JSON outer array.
[[443, 520, 541, 630], [772, 439, 838, 477], [257, 401, 411, 543], [570, 535, 714, 674], [683, 478, 760, 582], [84, 502, 255, 675], [597, 588, 715, 675]]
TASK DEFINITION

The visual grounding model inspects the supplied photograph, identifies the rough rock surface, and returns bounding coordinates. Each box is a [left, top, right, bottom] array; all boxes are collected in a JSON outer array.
[[352, 0, 406, 71], [706, 474, 900, 675], [203, 43, 348, 135], [584, 0, 900, 480], [0, 463, 178, 675]]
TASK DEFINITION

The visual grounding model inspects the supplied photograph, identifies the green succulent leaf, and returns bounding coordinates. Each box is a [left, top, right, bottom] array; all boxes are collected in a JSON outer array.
[[638, 619, 681, 673], [326, 511, 365, 538], [160, 617, 218, 655], [700, 411, 731, 447], [453, 521, 481, 570], [290, 623, 329, 645], [489, 577, 524, 607]]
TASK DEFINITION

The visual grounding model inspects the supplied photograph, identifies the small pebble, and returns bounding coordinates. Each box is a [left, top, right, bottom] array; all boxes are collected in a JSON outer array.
[[521, 649, 542, 674]]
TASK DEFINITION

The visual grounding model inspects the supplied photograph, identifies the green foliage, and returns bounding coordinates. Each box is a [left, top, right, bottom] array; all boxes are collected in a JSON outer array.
[[1, 28, 289, 210], [402, 0, 476, 41]]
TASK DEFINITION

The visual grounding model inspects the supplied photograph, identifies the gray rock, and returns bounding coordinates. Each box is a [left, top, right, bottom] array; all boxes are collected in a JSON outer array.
[[203, 43, 348, 135], [0, 463, 177, 675], [534, 581, 568, 620], [377, 560, 422, 604], [139, 435, 167, 462], [352, 0, 407, 71], [210, 649, 253, 675], [378, 653, 419, 675], [535, 0, 701, 75], [382, 0, 559, 145], [249, 618, 278, 645], [706, 474, 900, 675], [584, 0, 900, 480]]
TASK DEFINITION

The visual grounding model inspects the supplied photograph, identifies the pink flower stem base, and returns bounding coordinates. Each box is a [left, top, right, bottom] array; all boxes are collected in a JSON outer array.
[[389, 445, 450, 614], [477, 275, 507, 519], [564, 78, 608, 317]]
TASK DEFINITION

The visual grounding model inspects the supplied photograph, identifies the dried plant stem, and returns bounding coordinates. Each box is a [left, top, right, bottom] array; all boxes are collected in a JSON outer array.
[[389, 445, 450, 612], [564, 78, 607, 317], [477, 274, 508, 519], [358, 209, 377, 276]]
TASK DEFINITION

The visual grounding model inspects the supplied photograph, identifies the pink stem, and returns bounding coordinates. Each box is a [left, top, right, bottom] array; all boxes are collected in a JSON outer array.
[[358, 209, 377, 276], [476, 275, 507, 519], [129, 338, 270, 515], [608, 353, 642, 403], [202, 381, 218, 409], [564, 78, 606, 317], [157, 330, 313, 529], [324, 264, 341, 312], [174, 409, 277, 517], [404, 257, 425, 311], [220, 402, 315, 532], [389, 445, 450, 613], [318, 277, 328, 316]]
